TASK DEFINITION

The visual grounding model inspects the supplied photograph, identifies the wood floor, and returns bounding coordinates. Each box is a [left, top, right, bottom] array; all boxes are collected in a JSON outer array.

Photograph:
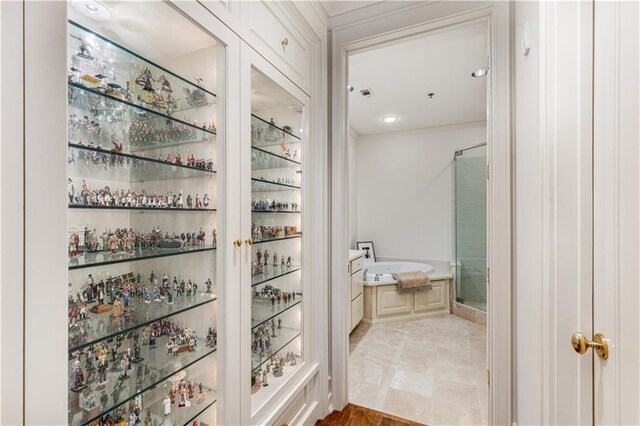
[[316, 403, 425, 426]]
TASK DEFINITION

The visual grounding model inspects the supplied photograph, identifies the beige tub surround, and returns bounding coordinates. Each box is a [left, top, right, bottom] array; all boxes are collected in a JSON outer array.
[[363, 260, 452, 323]]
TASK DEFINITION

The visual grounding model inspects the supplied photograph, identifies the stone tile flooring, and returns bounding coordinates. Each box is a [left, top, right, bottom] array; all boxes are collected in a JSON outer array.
[[349, 314, 487, 425]]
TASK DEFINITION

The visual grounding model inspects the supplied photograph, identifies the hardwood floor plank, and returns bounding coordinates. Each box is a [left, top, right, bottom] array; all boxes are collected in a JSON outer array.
[[316, 403, 426, 426]]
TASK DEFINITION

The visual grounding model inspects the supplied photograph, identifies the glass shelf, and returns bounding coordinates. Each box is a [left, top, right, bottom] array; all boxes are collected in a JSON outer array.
[[188, 399, 217, 426], [69, 338, 216, 426], [69, 21, 217, 113], [251, 114, 301, 150], [182, 397, 217, 426], [250, 335, 301, 410], [251, 178, 300, 192], [69, 245, 216, 270], [68, 83, 216, 144], [126, 387, 217, 426], [251, 146, 301, 170], [68, 144, 216, 182], [251, 327, 301, 372], [69, 204, 216, 213], [251, 210, 300, 214], [252, 234, 301, 245], [251, 299, 301, 330], [251, 266, 300, 288], [69, 292, 217, 353]]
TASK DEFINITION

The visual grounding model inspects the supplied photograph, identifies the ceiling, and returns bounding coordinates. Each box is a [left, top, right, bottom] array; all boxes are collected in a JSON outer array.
[[348, 21, 488, 136]]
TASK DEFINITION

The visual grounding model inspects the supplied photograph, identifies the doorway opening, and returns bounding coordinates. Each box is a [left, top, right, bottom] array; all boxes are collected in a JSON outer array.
[[345, 19, 489, 425]]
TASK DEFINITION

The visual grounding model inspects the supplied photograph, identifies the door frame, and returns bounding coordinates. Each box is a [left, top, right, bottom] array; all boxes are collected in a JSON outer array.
[[329, 2, 513, 424]]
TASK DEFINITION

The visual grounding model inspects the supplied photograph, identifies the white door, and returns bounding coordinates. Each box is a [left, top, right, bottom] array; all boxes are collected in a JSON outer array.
[[592, 1, 640, 424]]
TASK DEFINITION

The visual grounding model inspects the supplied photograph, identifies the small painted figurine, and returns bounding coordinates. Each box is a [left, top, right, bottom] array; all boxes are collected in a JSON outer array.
[[163, 395, 171, 416], [135, 67, 154, 92]]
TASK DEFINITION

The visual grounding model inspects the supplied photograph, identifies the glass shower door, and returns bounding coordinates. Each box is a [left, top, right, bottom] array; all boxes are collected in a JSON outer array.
[[454, 144, 487, 311]]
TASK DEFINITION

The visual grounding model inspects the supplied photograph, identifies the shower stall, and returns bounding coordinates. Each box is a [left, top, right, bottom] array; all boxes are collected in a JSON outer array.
[[453, 143, 487, 311]]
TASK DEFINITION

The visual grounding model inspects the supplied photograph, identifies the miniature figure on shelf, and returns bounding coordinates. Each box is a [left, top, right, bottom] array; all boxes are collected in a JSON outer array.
[[135, 68, 155, 92]]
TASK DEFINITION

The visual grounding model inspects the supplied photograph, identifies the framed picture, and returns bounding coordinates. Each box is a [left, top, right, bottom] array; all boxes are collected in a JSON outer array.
[[356, 241, 376, 264]]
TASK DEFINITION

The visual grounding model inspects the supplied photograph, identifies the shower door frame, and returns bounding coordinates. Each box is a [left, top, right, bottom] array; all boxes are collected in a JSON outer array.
[[453, 142, 488, 311], [330, 2, 513, 425]]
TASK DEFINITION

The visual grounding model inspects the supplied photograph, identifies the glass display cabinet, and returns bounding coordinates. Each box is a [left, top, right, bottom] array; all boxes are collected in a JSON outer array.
[[247, 68, 306, 414], [66, 3, 222, 425]]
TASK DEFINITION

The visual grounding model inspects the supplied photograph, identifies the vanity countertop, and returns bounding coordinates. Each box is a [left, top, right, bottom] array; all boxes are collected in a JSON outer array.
[[362, 260, 453, 287], [349, 250, 366, 261]]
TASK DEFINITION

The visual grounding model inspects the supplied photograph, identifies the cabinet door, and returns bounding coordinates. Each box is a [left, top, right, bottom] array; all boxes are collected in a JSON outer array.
[[240, 44, 311, 424], [414, 281, 447, 312], [376, 285, 412, 317], [240, 0, 311, 93], [61, 3, 230, 424]]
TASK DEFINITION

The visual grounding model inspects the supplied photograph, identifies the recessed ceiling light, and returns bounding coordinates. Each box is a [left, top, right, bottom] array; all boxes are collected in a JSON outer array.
[[471, 67, 489, 78], [383, 116, 397, 123], [71, 0, 112, 21]]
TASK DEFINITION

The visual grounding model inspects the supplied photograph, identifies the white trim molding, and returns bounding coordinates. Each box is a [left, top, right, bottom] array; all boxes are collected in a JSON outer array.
[[329, 2, 513, 424]]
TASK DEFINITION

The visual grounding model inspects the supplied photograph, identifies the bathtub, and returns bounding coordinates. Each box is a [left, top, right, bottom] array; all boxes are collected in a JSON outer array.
[[364, 261, 434, 282]]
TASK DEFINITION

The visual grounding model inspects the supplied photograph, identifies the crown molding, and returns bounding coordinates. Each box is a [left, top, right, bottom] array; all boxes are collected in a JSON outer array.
[[356, 120, 486, 141]]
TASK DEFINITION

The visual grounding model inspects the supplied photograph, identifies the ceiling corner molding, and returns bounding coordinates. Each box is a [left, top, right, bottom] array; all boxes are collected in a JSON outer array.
[[357, 120, 486, 141]]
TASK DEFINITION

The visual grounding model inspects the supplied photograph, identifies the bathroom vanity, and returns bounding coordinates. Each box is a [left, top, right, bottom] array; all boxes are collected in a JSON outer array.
[[362, 261, 452, 322], [348, 250, 365, 332]]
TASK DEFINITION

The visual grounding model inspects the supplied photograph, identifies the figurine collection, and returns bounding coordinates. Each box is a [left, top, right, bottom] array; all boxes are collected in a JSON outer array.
[[251, 117, 300, 159], [69, 138, 215, 172], [68, 179, 211, 209], [252, 199, 299, 212], [68, 111, 215, 155], [251, 224, 299, 243], [252, 146, 298, 163], [251, 351, 299, 394], [253, 284, 299, 307], [94, 376, 210, 426], [68, 314, 215, 422], [251, 248, 295, 277], [69, 271, 215, 327], [255, 176, 298, 186], [68, 226, 211, 257], [66, 23, 308, 420], [69, 29, 214, 117]]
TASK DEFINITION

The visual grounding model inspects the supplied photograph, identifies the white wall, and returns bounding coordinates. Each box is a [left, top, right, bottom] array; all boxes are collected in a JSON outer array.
[[348, 128, 358, 248], [353, 125, 485, 262]]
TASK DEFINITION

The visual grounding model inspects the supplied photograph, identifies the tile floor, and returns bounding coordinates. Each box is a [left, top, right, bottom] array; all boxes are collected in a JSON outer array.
[[349, 314, 487, 426]]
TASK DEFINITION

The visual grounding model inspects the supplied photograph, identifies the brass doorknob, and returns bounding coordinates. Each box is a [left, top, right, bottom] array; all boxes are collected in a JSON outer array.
[[571, 332, 609, 360], [245, 238, 254, 246], [281, 37, 289, 46], [233, 239, 243, 247]]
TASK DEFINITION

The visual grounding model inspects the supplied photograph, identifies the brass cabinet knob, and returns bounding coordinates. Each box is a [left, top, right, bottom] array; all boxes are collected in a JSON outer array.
[[281, 37, 289, 46], [245, 238, 254, 246], [571, 332, 609, 360], [233, 239, 243, 247]]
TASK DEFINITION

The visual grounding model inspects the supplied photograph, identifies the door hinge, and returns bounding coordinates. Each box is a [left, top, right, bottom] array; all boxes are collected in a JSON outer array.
[[486, 267, 490, 286], [487, 369, 490, 385], [486, 163, 490, 180]]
